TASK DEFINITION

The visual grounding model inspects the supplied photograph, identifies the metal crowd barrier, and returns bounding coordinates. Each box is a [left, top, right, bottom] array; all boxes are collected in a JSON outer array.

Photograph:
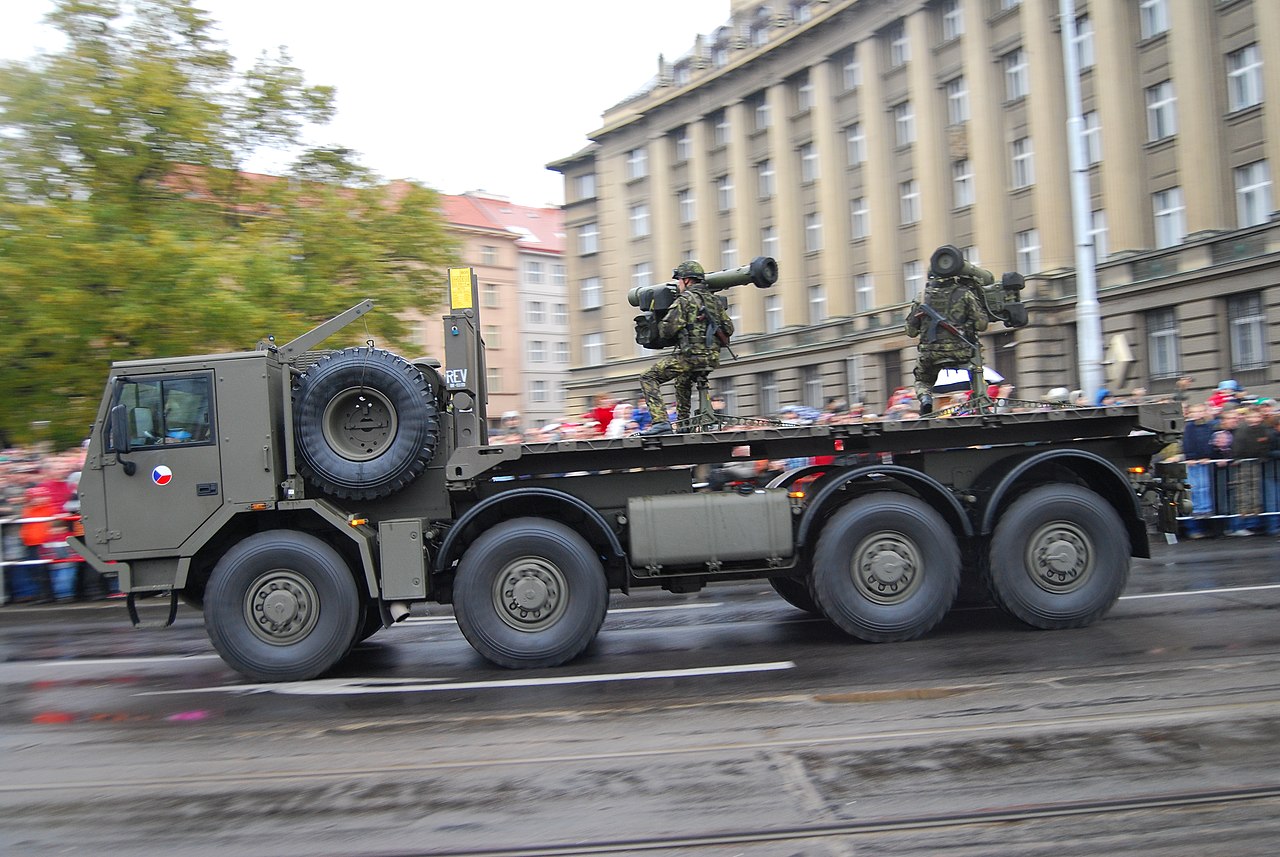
[[0, 514, 85, 606], [1178, 457, 1280, 534]]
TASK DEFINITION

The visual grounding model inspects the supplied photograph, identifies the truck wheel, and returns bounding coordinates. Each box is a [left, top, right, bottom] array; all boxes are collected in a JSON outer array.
[[987, 484, 1129, 629], [453, 518, 607, 669], [204, 531, 360, 682], [294, 347, 439, 500], [811, 495, 960, 642], [769, 575, 821, 615]]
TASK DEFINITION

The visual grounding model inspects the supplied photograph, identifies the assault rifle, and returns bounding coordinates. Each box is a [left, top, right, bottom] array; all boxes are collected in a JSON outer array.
[[909, 301, 978, 353]]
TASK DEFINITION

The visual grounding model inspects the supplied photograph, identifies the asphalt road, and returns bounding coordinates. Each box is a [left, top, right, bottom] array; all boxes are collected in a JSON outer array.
[[2, 536, 1279, 856]]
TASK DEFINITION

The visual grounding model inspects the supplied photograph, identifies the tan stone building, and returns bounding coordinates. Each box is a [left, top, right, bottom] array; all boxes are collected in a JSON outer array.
[[551, 0, 1279, 413]]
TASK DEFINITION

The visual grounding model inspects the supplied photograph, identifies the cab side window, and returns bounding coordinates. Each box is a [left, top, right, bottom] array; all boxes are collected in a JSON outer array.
[[111, 375, 214, 449]]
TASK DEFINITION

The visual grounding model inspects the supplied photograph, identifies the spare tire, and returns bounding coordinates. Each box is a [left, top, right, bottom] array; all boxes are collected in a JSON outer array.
[[293, 347, 439, 500]]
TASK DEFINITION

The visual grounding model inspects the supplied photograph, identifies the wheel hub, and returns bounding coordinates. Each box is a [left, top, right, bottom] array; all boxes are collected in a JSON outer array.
[[245, 570, 320, 645], [493, 558, 568, 632], [321, 387, 398, 461], [852, 535, 920, 604], [1028, 523, 1090, 592]]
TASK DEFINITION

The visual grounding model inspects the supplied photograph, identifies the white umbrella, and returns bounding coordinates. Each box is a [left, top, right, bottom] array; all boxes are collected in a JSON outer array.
[[932, 366, 1004, 394]]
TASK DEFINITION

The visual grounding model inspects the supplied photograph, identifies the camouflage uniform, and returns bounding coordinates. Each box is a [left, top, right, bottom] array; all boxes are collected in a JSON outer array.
[[905, 280, 988, 402], [640, 283, 732, 425]]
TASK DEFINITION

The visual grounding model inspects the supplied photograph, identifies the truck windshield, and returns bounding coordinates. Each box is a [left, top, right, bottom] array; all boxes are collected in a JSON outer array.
[[110, 374, 214, 449]]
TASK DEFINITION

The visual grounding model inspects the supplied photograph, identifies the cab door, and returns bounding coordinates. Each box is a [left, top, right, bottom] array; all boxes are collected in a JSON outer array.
[[101, 372, 224, 555]]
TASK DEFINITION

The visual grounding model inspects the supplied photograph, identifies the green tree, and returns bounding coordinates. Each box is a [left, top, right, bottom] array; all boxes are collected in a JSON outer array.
[[0, 0, 456, 447]]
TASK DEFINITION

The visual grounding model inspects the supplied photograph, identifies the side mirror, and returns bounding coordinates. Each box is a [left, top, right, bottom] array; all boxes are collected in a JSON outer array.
[[109, 404, 136, 475]]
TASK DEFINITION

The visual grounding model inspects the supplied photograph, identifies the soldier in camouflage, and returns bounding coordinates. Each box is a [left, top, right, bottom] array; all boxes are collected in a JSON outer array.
[[905, 277, 988, 410], [638, 261, 733, 435]]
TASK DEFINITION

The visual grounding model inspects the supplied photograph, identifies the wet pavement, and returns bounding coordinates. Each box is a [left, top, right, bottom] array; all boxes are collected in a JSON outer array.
[[1, 536, 1279, 855]]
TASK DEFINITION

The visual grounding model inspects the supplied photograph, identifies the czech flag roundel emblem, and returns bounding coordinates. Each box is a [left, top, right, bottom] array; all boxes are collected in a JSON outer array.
[[152, 465, 173, 486]]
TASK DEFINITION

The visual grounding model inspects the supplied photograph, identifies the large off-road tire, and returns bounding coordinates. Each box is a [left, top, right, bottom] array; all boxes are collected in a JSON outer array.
[[293, 347, 439, 500], [769, 575, 821, 616], [811, 494, 960, 642], [204, 531, 361, 682], [986, 484, 1129, 629], [453, 518, 608, 669]]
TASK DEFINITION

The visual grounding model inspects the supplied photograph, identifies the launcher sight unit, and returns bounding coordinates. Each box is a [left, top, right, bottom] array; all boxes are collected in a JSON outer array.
[[928, 244, 1028, 329], [628, 255, 778, 350]]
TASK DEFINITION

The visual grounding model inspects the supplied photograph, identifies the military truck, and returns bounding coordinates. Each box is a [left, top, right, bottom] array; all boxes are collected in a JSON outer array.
[[69, 266, 1183, 682]]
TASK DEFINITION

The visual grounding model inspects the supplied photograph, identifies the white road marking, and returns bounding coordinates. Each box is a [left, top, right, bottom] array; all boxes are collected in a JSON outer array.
[[1120, 583, 1280, 600], [140, 661, 796, 696]]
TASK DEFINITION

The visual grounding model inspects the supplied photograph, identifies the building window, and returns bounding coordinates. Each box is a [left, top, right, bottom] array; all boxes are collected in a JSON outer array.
[[791, 0, 812, 24], [1003, 49, 1028, 101], [762, 224, 779, 258], [1145, 80, 1176, 142], [553, 303, 567, 324], [580, 276, 602, 310], [481, 245, 498, 265], [727, 300, 741, 335], [850, 197, 869, 239], [842, 49, 861, 90], [552, 264, 565, 287], [575, 173, 595, 201], [582, 332, 604, 366], [903, 260, 923, 303], [894, 101, 915, 146], [946, 77, 968, 125], [720, 238, 737, 270], [1228, 292, 1267, 372], [487, 367, 502, 394], [808, 284, 827, 325], [525, 260, 544, 284], [1146, 307, 1179, 380], [941, 0, 963, 41], [1152, 187, 1185, 249], [529, 380, 548, 404], [631, 262, 652, 289], [1015, 229, 1040, 274], [888, 20, 909, 68], [716, 175, 734, 211], [1073, 15, 1094, 70], [800, 142, 819, 183], [713, 42, 729, 68], [527, 301, 545, 324], [629, 202, 650, 238], [765, 295, 783, 334], [483, 325, 501, 350], [528, 340, 546, 363], [1227, 45, 1263, 112], [625, 146, 648, 180], [554, 341, 570, 363], [1082, 111, 1101, 165], [757, 159, 775, 198], [899, 180, 920, 225], [854, 273, 874, 312], [794, 70, 814, 112], [674, 127, 692, 162], [845, 123, 866, 165], [1139, 0, 1168, 39], [1089, 209, 1108, 259], [952, 160, 973, 208], [578, 221, 598, 255], [803, 365, 823, 408], [759, 370, 780, 415], [678, 188, 695, 224], [712, 109, 730, 146], [964, 245, 980, 265], [483, 282, 499, 308], [805, 212, 823, 252], [1235, 161, 1272, 228], [1000, 0, 1021, 9], [752, 92, 771, 130], [1011, 137, 1034, 189]]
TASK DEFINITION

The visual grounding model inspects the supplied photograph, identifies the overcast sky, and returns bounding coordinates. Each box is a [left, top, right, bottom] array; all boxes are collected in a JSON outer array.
[[0, 0, 730, 207]]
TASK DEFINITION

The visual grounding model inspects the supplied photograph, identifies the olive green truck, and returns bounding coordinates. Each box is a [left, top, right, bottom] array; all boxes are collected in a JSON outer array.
[[68, 268, 1183, 682]]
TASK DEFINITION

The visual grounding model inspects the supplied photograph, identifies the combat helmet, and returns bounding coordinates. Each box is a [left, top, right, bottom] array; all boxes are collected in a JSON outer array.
[[673, 260, 706, 281]]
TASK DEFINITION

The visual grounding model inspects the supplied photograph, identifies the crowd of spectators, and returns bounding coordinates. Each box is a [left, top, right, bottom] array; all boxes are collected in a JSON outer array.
[[1, 443, 117, 605]]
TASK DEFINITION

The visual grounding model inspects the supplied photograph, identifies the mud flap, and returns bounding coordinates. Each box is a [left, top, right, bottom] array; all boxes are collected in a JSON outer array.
[[127, 590, 179, 629]]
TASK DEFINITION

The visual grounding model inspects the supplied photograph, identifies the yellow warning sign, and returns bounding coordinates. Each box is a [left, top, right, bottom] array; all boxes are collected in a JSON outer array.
[[449, 267, 474, 310]]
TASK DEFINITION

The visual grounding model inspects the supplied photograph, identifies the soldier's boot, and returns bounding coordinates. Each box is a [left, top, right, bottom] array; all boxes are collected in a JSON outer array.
[[639, 420, 673, 436]]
